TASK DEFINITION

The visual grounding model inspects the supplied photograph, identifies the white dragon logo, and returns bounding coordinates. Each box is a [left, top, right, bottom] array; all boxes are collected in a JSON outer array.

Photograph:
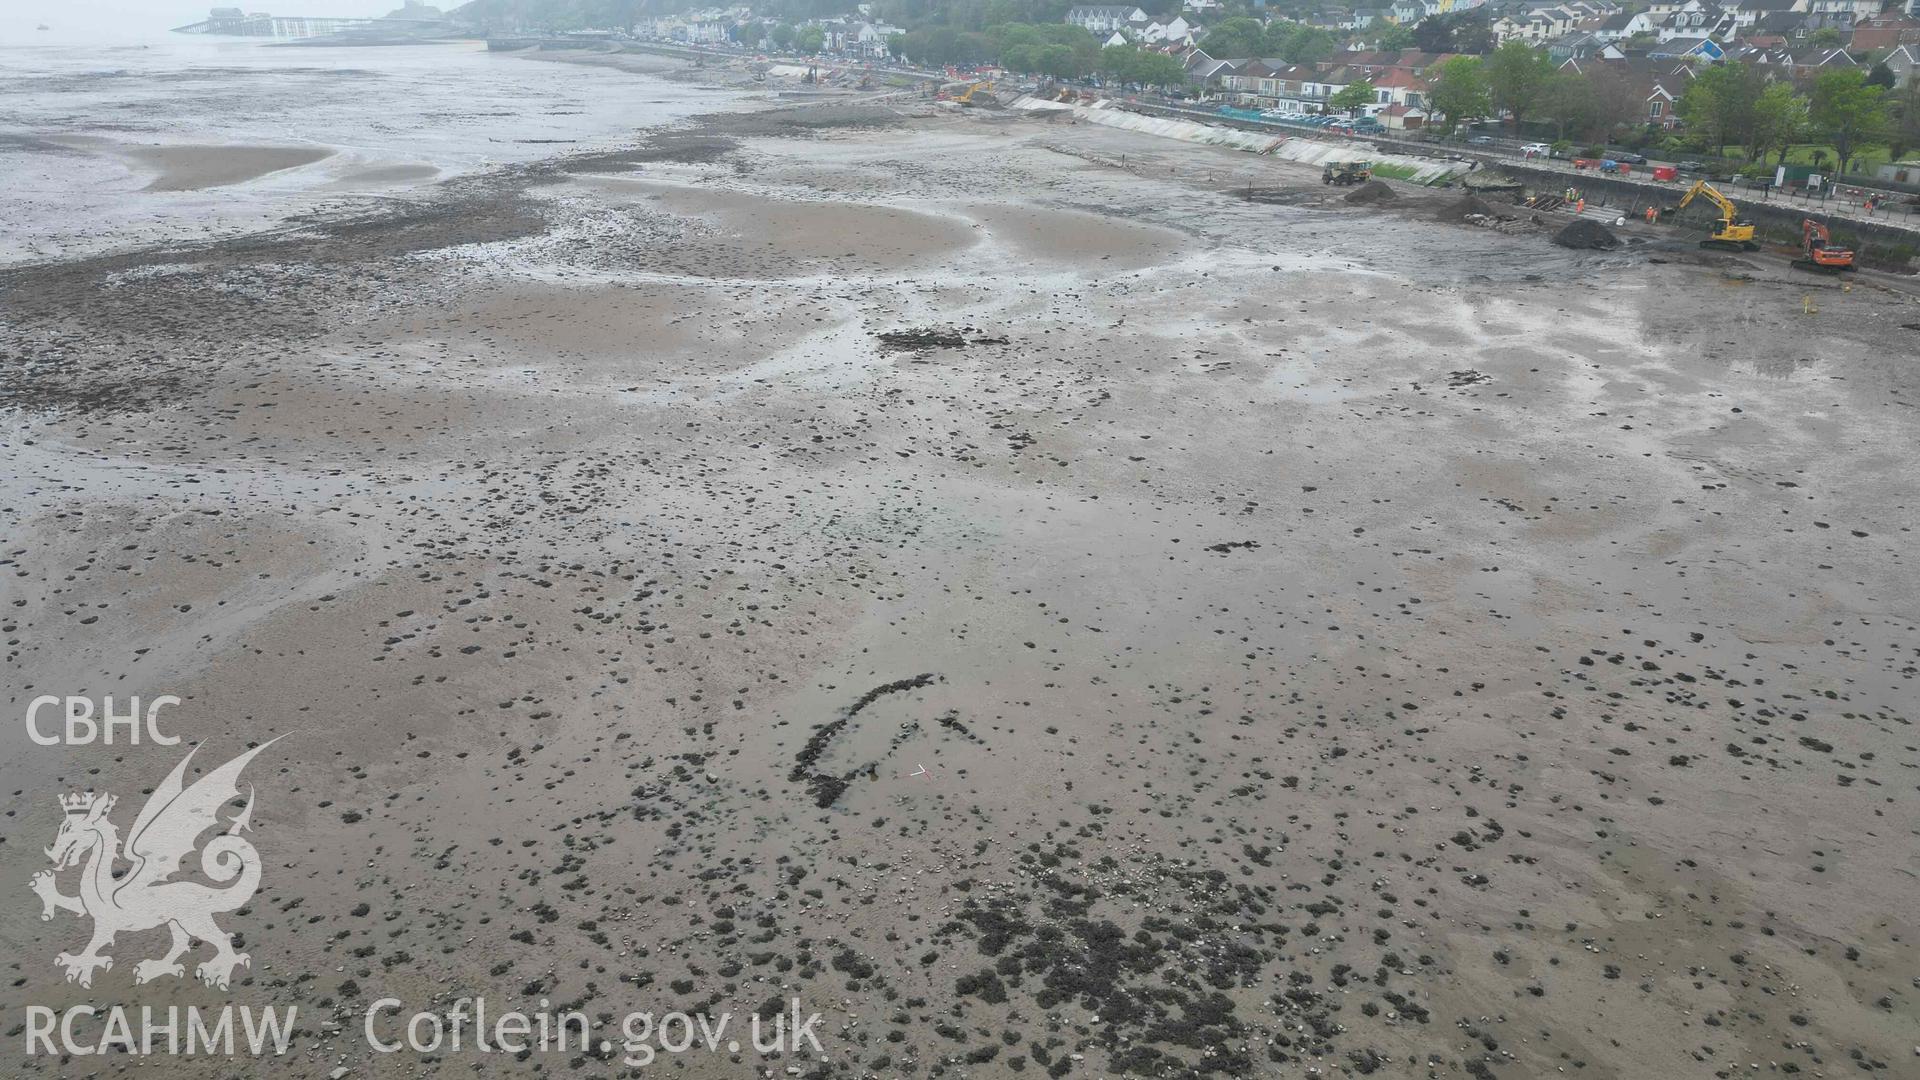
[[30, 739, 279, 990]]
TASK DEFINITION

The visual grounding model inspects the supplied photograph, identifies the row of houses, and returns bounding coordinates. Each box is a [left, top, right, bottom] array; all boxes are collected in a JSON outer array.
[[640, 0, 1918, 84], [1064, 1, 1505, 41], [1073, 0, 1919, 67], [1065, 7, 1205, 46], [1209, 48, 1666, 131], [635, 6, 902, 56], [1192, 27, 1906, 134], [816, 18, 904, 55], [635, 7, 747, 45], [1211, 49, 1457, 129], [1496, 0, 1917, 54]]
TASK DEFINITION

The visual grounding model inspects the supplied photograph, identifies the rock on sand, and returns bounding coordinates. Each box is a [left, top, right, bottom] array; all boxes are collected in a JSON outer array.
[[1552, 217, 1620, 250], [1343, 179, 1396, 205]]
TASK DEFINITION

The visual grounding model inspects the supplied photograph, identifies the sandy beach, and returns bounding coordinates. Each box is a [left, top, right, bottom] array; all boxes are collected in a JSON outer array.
[[1, 51, 1917, 1080]]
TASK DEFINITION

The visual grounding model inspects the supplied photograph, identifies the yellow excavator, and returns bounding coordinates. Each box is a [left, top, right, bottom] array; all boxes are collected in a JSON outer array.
[[956, 81, 997, 107], [1667, 180, 1759, 251]]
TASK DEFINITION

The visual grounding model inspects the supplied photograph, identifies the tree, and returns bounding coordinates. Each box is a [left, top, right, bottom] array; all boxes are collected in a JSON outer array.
[[769, 22, 796, 49], [988, 23, 1100, 76], [1328, 79, 1377, 117], [1135, 51, 1187, 88], [1485, 40, 1553, 132], [1036, 42, 1079, 79], [1100, 45, 1186, 88], [869, 0, 1080, 32], [1199, 16, 1268, 58], [1891, 77, 1920, 161], [1537, 72, 1597, 140], [1369, 23, 1414, 51], [1678, 61, 1765, 153], [1001, 42, 1040, 72], [1452, 12, 1497, 55], [893, 24, 997, 66], [1259, 19, 1293, 56], [1429, 56, 1490, 132], [1748, 80, 1808, 166], [1412, 15, 1451, 53], [1414, 11, 1495, 55], [1585, 67, 1645, 140], [1866, 62, 1896, 90], [1271, 22, 1339, 64], [1809, 27, 1842, 47], [736, 21, 765, 47], [797, 25, 825, 53], [1810, 67, 1890, 174]]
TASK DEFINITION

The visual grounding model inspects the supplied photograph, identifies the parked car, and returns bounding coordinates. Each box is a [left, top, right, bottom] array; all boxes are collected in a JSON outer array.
[[1675, 160, 1705, 171], [1611, 151, 1648, 165], [1467, 135, 1495, 146], [1520, 142, 1551, 156]]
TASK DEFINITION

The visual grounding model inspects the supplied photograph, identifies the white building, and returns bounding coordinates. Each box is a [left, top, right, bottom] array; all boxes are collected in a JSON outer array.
[[1141, 16, 1196, 45], [1656, 1, 1738, 41], [1065, 6, 1149, 34], [853, 21, 900, 55], [1593, 10, 1656, 39]]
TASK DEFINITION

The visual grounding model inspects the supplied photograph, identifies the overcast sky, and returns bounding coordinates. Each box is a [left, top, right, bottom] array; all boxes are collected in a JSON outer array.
[[3, 0, 412, 42]]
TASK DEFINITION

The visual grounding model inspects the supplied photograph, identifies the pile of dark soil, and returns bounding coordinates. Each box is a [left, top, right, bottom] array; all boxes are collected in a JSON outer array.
[[1460, 194, 1509, 219], [1551, 218, 1620, 250], [1343, 180, 1396, 205]]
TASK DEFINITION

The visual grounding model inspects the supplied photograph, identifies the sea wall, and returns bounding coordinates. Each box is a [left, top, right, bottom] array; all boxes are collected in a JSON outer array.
[[1009, 97, 1470, 185]]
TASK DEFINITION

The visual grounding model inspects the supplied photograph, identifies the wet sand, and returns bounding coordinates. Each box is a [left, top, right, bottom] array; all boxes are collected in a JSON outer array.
[[1, 93, 1917, 1080], [0, 38, 731, 265], [324, 162, 441, 188], [124, 143, 335, 191]]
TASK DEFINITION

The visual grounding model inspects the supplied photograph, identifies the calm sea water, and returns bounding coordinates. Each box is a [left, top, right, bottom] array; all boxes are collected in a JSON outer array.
[[0, 33, 730, 264]]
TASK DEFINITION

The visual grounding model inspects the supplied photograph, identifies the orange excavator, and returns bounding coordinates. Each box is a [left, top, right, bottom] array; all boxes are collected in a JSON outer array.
[[1793, 218, 1856, 272]]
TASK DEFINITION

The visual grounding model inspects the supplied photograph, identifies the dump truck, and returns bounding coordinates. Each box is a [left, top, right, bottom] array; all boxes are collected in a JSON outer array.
[[1322, 161, 1373, 186]]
